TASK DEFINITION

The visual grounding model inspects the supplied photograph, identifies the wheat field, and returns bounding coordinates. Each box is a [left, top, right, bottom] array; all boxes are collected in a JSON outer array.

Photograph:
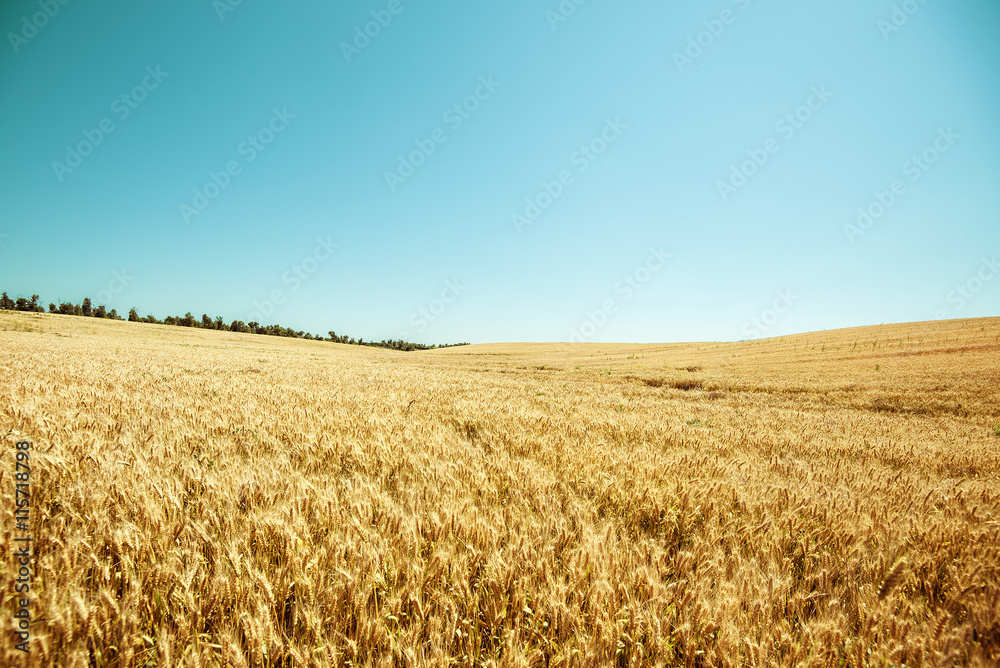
[[1, 311, 999, 667]]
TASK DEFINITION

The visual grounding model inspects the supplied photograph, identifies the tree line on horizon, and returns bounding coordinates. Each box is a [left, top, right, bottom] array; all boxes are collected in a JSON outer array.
[[0, 291, 468, 352]]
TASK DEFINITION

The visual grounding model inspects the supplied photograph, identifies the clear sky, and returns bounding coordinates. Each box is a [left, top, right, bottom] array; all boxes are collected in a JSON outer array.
[[1, 0, 998, 344]]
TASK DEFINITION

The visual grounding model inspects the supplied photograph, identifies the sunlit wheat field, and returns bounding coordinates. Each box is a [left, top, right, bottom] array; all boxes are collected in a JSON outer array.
[[2, 311, 999, 667]]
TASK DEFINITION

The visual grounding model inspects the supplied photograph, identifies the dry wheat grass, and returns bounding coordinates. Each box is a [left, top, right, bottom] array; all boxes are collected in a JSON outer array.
[[1, 312, 999, 666]]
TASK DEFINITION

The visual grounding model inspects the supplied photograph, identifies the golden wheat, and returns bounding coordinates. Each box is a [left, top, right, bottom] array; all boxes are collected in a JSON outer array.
[[1, 312, 999, 666]]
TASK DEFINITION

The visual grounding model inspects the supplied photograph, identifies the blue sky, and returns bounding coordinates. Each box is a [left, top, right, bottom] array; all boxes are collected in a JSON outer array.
[[1, 0, 998, 344]]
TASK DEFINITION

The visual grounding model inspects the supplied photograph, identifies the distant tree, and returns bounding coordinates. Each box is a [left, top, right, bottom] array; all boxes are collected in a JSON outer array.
[[0, 289, 465, 351]]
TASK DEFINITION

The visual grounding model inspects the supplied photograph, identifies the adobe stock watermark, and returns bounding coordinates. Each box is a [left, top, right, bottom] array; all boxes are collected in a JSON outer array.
[[248, 236, 339, 322], [673, 0, 752, 74], [933, 256, 998, 319], [545, 0, 591, 31], [8, 0, 72, 54], [843, 127, 958, 244], [11, 439, 33, 653], [95, 268, 134, 306], [878, 0, 930, 41], [512, 117, 628, 234], [179, 107, 295, 224], [213, 0, 246, 22], [717, 85, 833, 202], [569, 246, 670, 342], [51, 65, 170, 182], [740, 289, 798, 339], [340, 0, 415, 63], [399, 279, 466, 337], [384, 76, 501, 192]]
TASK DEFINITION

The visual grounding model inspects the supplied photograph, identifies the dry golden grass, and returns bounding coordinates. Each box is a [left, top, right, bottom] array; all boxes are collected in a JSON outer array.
[[2, 311, 999, 667]]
